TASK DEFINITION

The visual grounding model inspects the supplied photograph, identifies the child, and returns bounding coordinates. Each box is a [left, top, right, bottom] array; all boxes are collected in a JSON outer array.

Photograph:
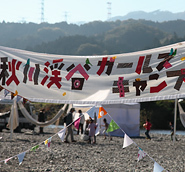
[[143, 119, 152, 140], [102, 118, 112, 140], [88, 119, 98, 144]]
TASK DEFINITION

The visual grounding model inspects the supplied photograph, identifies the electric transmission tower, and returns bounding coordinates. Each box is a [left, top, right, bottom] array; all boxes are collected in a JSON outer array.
[[41, 0, 44, 23], [64, 11, 68, 23], [107, 2, 112, 20]]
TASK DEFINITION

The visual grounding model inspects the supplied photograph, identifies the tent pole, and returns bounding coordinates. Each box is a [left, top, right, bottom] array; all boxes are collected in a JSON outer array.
[[173, 98, 178, 143], [10, 100, 15, 139]]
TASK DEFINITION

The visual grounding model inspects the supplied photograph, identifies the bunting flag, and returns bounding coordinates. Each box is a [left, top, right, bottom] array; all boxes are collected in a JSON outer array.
[[13, 90, 18, 96], [16, 95, 22, 102], [30, 145, 39, 151], [95, 127, 100, 136], [17, 152, 26, 165], [4, 157, 12, 164], [58, 128, 66, 142], [123, 134, 134, 148], [23, 98, 28, 104], [138, 148, 146, 161], [4, 89, 10, 97], [106, 119, 120, 133], [86, 106, 95, 118], [0, 85, 4, 92], [98, 107, 107, 119], [153, 162, 164, 172], [11, 92, 15, 100], [74, 118, 80, 130], [44, 137, 52, 148]]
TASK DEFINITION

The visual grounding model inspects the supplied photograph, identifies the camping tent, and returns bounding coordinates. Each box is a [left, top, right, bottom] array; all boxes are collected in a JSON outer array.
[[73, 103, 140, 137], [99, 103, 140, 137]]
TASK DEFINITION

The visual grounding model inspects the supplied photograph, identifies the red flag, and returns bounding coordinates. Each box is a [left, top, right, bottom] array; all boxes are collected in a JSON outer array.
[[0, 85, 4, 92], [74, 118, 81, 130]]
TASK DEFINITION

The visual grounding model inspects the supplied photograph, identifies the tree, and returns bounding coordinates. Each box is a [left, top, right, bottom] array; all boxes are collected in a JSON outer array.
[[77, 43, 102, 55]]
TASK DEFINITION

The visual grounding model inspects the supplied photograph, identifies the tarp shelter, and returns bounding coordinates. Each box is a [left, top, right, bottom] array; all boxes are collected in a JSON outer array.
[[73, 103, 140, 137]]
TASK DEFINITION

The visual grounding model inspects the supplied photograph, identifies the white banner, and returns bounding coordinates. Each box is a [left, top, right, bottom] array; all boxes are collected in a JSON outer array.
[[0, 42, 185, 104]]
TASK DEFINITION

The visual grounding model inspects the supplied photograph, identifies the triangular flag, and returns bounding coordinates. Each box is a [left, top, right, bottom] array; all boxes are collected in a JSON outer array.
[[13, 90, 18, 96], [138, 148, 146, 161], [4, 89, 10, 97], [95, 127, 100, 136], [4, 157, 12, 164], [16, 95, 22, 102], [123, 134, 133, 148], [11, 92, 15, 100], [106, 119, 120, 133], [74, 118, 81, 130], [30, 145, 39, 151], [58, 128, 66, 142], [17, 152, 26, 165], [0, 85, 4, 92], [86, 106, 95, 118], [153, 162, 164, 172], [98, 107, 107, 119], [44, 137, 52, 148], [23, 98, 28, 104]]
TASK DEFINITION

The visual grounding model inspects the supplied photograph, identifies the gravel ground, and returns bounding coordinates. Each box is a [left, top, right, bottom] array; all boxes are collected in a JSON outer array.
[[0, 127, 185, 172]]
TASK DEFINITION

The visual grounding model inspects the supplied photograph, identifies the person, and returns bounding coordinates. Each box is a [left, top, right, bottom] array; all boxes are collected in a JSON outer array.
[[77, 110, 85, 135], [169, 121, 177, 141], [102, 118, 112, 140], [88, 118, 98, 144], [64, 108, 76, 143], [143, 119, 152, 140], [38, 108, 45, 134]]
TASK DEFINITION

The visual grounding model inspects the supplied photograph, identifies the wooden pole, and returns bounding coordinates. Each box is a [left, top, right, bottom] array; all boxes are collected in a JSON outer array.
[[10, 100, 15, 139], [173, 98, 177, 143]]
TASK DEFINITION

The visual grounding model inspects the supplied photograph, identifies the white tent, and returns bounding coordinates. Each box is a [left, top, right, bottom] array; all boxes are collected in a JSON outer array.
[[100, 103, 140, 137], [73, 103, 140, 137]]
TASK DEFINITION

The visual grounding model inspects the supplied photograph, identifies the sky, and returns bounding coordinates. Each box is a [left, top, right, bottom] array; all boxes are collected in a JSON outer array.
[[0, 0, 184, 24]]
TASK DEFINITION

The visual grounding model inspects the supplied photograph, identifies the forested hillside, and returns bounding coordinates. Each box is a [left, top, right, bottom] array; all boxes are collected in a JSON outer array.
[[0, 19, 185, 54]]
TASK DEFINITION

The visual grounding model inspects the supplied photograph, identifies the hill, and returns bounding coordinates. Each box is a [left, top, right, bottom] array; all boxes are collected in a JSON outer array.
[[110, 10, 185, 22], [0, 19, 185, 53]]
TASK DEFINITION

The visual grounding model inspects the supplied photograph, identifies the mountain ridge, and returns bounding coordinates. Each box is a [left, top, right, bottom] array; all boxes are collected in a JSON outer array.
[[109, 10, 185, 22]]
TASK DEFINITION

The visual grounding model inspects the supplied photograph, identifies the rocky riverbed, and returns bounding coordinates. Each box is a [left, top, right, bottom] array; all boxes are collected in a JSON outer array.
[[0, 127, 185, 172]]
